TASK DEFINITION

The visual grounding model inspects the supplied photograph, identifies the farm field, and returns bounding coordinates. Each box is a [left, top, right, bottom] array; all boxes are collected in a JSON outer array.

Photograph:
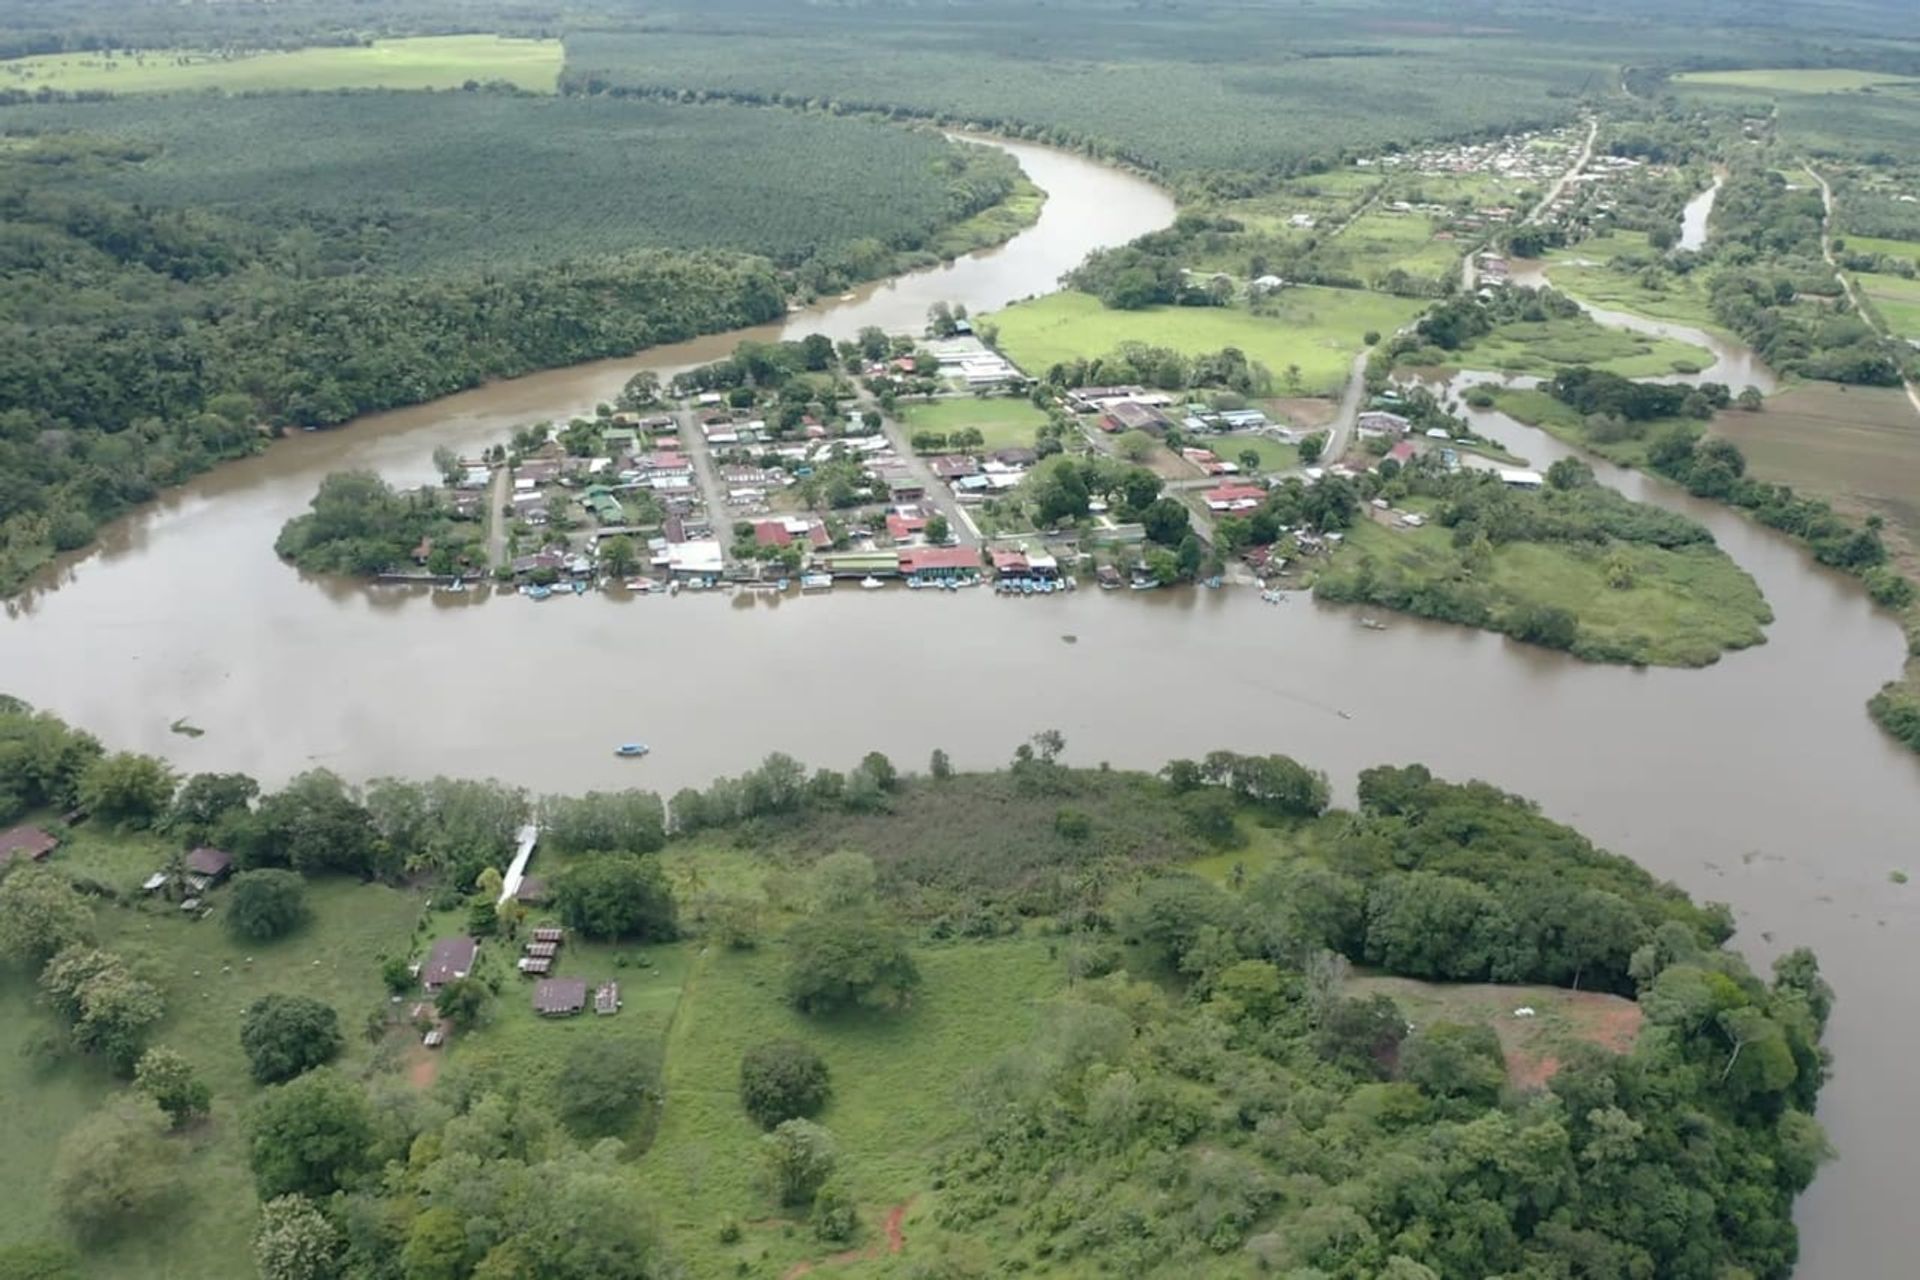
[[990, 288, 1423, 396], [0, 35, 563, 94], [900, 396, 1050, 450], [1672, 68, 1920, 94], [1846, 235, 1920, 266], [0, 877, 424, 1280], [1321, 515, 1771, 667], [1855, 270, 1920, 339], [0, 94, 1019, 275]]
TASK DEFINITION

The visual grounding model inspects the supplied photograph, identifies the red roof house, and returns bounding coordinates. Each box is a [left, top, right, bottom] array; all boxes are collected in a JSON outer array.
[[1203, 483, 1267, 513]]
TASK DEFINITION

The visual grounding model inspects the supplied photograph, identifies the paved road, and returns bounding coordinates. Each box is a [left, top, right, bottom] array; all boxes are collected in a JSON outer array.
[[1809, 164, 1920, 420], [858, 389, 983, 544], [1525, 116, 1598, 227], [485, 465, 510, 571], [674, 404, 735, 559]]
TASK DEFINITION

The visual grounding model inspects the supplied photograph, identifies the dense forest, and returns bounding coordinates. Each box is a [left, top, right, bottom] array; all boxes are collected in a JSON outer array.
[[0, 703, 1831, 1278], [0, 94, 1023, 595]]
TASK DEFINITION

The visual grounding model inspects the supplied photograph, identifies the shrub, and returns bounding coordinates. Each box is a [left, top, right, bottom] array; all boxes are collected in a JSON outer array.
[[761, 1119, 837, 1207], [241, 994, 344, 1084], [811, 1178, 859, 1243], [785, 911, 920, 1015], [740, 1040, 833, 1129], [226, 870, 311, 942]]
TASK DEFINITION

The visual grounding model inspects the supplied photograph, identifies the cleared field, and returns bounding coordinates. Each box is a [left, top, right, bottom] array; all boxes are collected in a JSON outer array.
[[1847, 235, 1920, 266], [990, 288, 1422, 396], [636, 938, 1064, 1276], [1210, 431, 1299, 472], [1673, 68, 1920, 94], [1347, 975, 1641, 1090], [0, 35, 563, 94], [899, 396, 1049, 450], [0, 877, 424, 1280], [1325, 210, 1463, 284], [1856, 270, 1920, 338]]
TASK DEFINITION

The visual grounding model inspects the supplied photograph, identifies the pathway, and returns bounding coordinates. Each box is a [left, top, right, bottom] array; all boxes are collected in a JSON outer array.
[[675, 403, 737, 558], [1524, 116, 1598, 227], [1808, 163, 1920, 420], [485, 465, 511, 571], [497, 823, 540, 905]]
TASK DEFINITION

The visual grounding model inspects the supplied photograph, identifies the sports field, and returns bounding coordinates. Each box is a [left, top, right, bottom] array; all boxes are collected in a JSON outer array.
[[0, 35, 563, 94]]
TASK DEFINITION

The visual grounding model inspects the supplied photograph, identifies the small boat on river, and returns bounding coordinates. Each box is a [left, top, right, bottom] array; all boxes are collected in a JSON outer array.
[[614, 743, 650, 758], [1359, 617, 1388, 631], [861, 576, 885, 590], [523, 584, 552, 601]]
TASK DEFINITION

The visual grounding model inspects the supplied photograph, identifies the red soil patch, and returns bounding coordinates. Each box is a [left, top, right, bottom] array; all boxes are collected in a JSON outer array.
[[781, 1197, 914, 1280], [405, 1045, 441, 1089], [1505, 991, 1644, 1088]]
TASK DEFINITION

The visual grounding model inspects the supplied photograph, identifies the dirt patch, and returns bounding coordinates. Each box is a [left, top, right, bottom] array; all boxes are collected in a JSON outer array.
[[781, 1197, 915, 1280], [405, 1045, 441, 1089], [1271, 396, 1337, 429], [1347, 976, 1643, 1089]]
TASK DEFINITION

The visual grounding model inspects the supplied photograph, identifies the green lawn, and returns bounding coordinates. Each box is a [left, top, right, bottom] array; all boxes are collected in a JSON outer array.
[[899, 396, 1050, 450], [1846, 235, 1920, 267], [990, 288, 1422, 396], [0, 36, 563, 94], [1208, 431, 1299, 473], [635, 937, 1065, 1275], [1438, 314, 1714, 379], [1324, 516, 1770, 667], [1673, 68, 1920, 94], [0, 877, 425, 1279], [1857, 270, 1920, 339]]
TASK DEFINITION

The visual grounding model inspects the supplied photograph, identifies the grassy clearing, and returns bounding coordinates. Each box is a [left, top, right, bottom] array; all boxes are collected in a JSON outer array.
[[1328, 516, 1770, 667], [0, 35, 563, 94], [1846, 235, 1920, 266], [1673, 68, 1920, 94], [1330, 210, 1464, 283], [1486, 386, 1702, 469], [637, 938, 1064, 1276], [0, 876, 425, 1279], [899, 396, 1049, 450], [1448, 315, 1714, 379], [1542, 237, 1726, 333], [1856, 270, 1920, 338], [990, 288, 1422, 396], [1346, 975, 1642, 1089], [1209, 431, 1299, 472]]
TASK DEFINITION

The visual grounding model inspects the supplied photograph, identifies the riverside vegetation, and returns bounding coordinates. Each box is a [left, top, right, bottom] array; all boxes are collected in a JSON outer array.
[[0, 705, 1832, 1279]]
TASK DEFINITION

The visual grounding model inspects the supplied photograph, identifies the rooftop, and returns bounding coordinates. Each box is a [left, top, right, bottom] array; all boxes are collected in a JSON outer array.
[[533, 977, 588, 1016]]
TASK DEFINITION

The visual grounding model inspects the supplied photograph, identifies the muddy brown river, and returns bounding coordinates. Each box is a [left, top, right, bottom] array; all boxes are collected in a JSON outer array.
[[3, 147, 1915, 1274]]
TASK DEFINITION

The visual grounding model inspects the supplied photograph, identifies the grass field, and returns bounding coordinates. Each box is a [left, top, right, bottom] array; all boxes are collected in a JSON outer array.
[[1542, 235, 1727, 333], [0, 35, 563, 94], [0, 875, 425, 1279], [1442, 314, 1714, 379], [1846, 235, 1920, 266], [1856, 270, 1920, 338], [636, 937, 1064, 1276], [1326, 515, 1770, 667], [900, 396, 1050, 450], [1326, 210, 1464, 285], [1673, 68, 1920, 94], [1347, 975, 1641, 1090], [1210, 431, 1299, 473], [990, 288, 1422, 396]]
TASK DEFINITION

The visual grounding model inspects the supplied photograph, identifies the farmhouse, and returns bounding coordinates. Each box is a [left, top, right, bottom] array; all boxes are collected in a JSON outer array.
[[532, 977, 588, 1017], [421, 937, 478, 992], [0, 824, 57, 865], [183, 846, 234, 891]]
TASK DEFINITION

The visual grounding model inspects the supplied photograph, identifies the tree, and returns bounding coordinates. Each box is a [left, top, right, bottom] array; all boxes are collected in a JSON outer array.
[[1315, 993, 1408, 1078], [601, 536, 638, 578], [1141, 497, 1191, 546], [811, 1178, 858, 1243], [134, 1047, 210, 1127], [1238, 449, 1262, 474], [928, 748, 953, 781], [785, 911, 920, 1014], [924, 514, 950, 544], [1737, 385, 1765, 411], [226, 869, 311, 942], [858, 751, 899, 792], [77, 752, 175, 829], [1298, 431, 1327, 465], [761, 1119, 838, 1207], [247, 771, 381, 878], [555, 1039, 661, 1140], [241, 994, 344, 1084], [0, 867, 93, 971], [1507, 603, 1579, 651], [740, 1040, 834, 1129], [248, 1071, 373, 1202], [254, 1195, 342, 1280], [813, 851, 877, 910], [540, 790, 667, 856], [1399, 1021, 1506, 1104], [50, 1096, 175, 1241], [434, 978, 489, 1031], [1117, 429, 1157, 462], [552, 856, 678, 942], [165, 771, 259, 844], [40, 946, 164, 1074]]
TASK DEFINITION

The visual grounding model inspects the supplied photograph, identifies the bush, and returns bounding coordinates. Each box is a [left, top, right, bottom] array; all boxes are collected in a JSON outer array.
[[785, 911, 921, 1015], [50, 1097, 176, 1241], [134, 1046, 211, 1127], [226, 869, 311, 942], [811, 1178, 859, 1243], [241, 994, 344, 1084], [761, 1119, 838, 1207], [740, 1040, 833, 1129]]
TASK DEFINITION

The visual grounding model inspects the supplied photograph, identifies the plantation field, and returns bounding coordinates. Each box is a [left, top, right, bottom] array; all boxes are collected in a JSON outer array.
[[1673, 68, 1920, 94], [0, 35, 563, 94], [1346, 976, 1642, 1090], [0, 94, 1019, 274], [636, 938, 1063, 1276], [0, 878, 424, 1280], [1326, 516, 1770, 667], [1443, 314, 1714, 379], [990, 288, 1423, 396], [900, 396, 1050, 450]]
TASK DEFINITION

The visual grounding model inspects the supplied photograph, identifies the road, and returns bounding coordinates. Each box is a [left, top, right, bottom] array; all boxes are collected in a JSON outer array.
[[858, 389, 983, 545], [1524, 115, 1597, 226], [1808, 164, 1920, 420], [674, 404, 736, 559], [485, 465, 510, 571]]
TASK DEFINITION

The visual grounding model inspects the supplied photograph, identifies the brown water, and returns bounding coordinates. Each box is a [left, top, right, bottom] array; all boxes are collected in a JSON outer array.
[[4, 149, 1917, 1274]]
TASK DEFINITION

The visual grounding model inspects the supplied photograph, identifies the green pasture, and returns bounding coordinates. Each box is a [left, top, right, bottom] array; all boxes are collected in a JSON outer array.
[[900, 397, 1050, 450], [0, 35, 563, 94]]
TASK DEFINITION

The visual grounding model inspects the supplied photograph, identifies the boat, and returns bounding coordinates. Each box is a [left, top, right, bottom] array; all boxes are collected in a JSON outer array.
[[775, 578, 791, 593], [614, 743, 650, 758], [861, 575, 885, 590], [1061, 634, 1078, 644], [571, 580, 588, 595], [1360, 617, 1388, 631], [1129, 578, 1161, 591], [800, 573, 833, 593], [524, 584, 552, 601], [1096, 566, 1123, 590]]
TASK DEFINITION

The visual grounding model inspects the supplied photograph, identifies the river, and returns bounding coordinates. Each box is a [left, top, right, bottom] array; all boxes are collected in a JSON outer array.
[[3, 152, 1917, 1273]]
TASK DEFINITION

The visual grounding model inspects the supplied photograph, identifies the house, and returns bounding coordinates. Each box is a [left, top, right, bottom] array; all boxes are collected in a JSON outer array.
[[991, 447, 1039, 470], [666, 540, 725, 580], [183, 847, 234, 890], [533, 977, 588, 1017], [703, 419, 740, 446], [1383, 440, 1420, 466], [421, 937, 478, 992], [1497, 468, 1546, 490], [929, 455, 980, 481], [1357, 411, 1411, 438], [1203, 483, 1268, 513], [510, 551, 565, 578], [755, 518, 831, 550], [991, 549, 1030, 578], [898, 546, 983, 582], [515, 876, 549, 906], [885, 512, 928, 542], [594, 982, 622, 1016], [532, 926, 564, 944], [1099, 400, 1171, 435], [1066, 385, 1148, 412], [0, 824, 57, 866], [888, 478, 927, 503]]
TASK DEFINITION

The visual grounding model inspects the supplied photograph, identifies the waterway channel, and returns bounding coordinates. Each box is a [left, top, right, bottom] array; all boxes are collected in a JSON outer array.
[[2, 150, 1916, 1274]]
